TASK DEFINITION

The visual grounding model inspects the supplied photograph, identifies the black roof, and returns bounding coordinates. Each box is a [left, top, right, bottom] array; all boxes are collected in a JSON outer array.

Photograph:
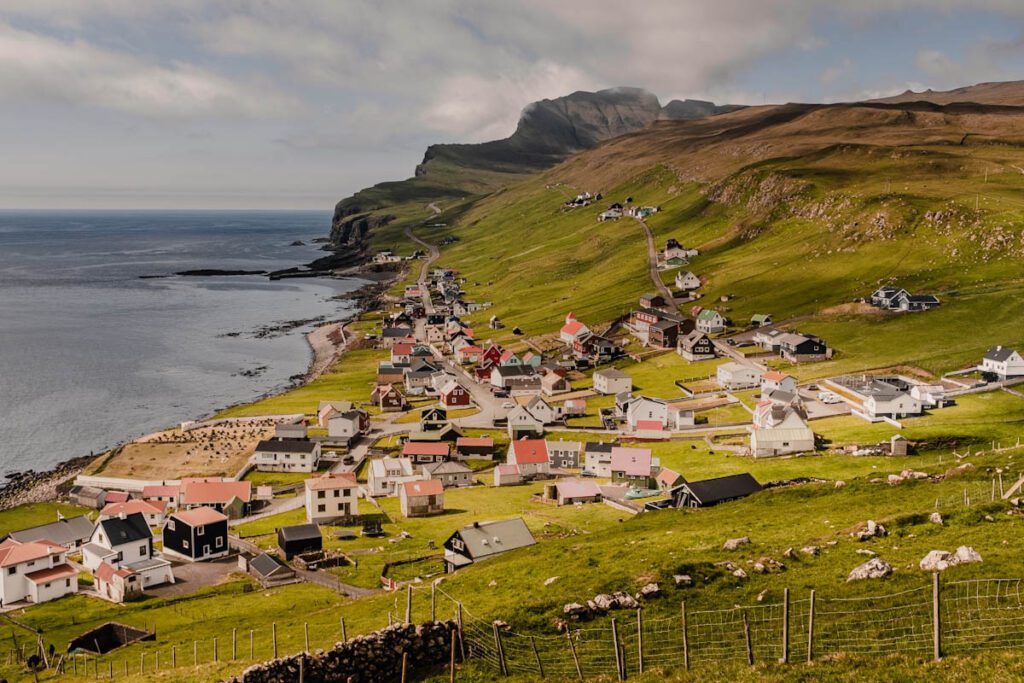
[[278, 524, 322, 542], [681, 473, 761, 505], [250, 552, 294, 578], [585, 442, 615, 454], [256, 439, 317, 454], [98, 513, 151, 545], [651, 318, 679, 331], [493, 365, 537, 378]]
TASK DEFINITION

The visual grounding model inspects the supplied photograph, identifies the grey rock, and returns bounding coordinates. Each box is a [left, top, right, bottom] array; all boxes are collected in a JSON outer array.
[[847, 557, 893, 581], [638, 583, 661, 599], [919, 550, 953, 572], [801, 545, 820, 556], [723, 536, 751, 551], [929, 512, 943, 525], [673, 574, 693, 587], [953, 546, 982, 565]]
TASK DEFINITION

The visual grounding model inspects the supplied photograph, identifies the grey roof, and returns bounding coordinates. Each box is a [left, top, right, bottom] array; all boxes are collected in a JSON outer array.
[[97, 513, 152, 545], [651, 318, 679, 331], [250, 552, 294, 578], [595, 368, 631, 379], [985, 346, 1018, 362], [423, 461, 473, 475], [278, 524, 322, 542], [454, 518, 535, 560], [680, 473, 761, 505], [493, 365, 537, 378], [255, 439, 317, 454], [9, 515, 94, 546], [382, 327, 410, 337]]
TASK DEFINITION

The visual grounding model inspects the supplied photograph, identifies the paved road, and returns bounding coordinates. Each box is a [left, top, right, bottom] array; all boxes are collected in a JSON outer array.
[[635, 217, 675, 303], [404, 203, 442, 315]]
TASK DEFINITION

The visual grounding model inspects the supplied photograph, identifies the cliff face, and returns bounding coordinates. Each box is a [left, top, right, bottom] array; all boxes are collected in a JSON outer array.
[[330, 87, 743, 247]]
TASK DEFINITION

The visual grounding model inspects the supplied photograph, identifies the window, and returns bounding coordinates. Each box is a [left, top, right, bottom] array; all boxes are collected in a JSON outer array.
[[183, 540, 189, 549], [6, 567, 14, 576], [318, 491, 325, 499], [215, 536, 223, 548], [65, 578, 71, 587], [167, 520, 175, 531], [197, 526, 204, 536], [139, 544, 147, 556], [333, 490, 340, 498], [317, 504, 326, 513]]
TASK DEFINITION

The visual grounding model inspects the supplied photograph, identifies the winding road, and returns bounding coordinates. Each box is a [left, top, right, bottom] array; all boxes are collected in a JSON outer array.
[[636, 217, 675, 303], [404, 203, 443, 315]]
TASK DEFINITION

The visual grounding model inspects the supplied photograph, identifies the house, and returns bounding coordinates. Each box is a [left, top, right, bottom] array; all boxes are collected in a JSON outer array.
[[870, 286, 908, 309], [546, 439, 582, 469], [634, 420, 666, 440], [490, 365, 539, 390], [367, 457, 420, 498], [639, 293, 667, 309], [408, 423, 463, 444], [105, 491, 130, 504], [507, 439, 551, 479], [674, 271, 701, 291], [493, 464, 523, 487], [317, 400, 355, 426], [305, 472, 359, 524], [778, 333, 828, 362], [750, 402, 816, 457], [94, 562, 141, 603], [405, 359, 442, 393], [248, 552, 298, 588], [583, 442, 615, 477], [667, 404, 696, 429], [541, 372, 571, 396], [480, 344, 504, 367], [253, 439, 321, 473], [141, 485, 180, 507], [443, 518, 536, 572], [560, 317, 591, 346], [598, 209, 622, 221], [274, 422, 307, 440], [750, 314, 773, 327], [625, 396, 669, 430], [656, 468, 685, 490], [7, 515, 94, 553], [380, 327, 414, 347], [544, 479, 602, 506], [563, 398, 587, 417], [506, 405, 545, 440], [678, 331, 716, 361], [910, 383, 948, 408], [649, 318, 683, 349], [101, 500, 168, 527], [371, 384, 408, 412], [593, 368, 632, 395], [376, 365, 406, 385], [277, 524, 322, 560], [498, 350, 522, 367], [521, 351, 543, 367], [162, 507, 229, 562], [419, 406, 448, 431], [455, 345, 484, 364], [981, 346, 1024, 380], [863, 391, 922, 420], [574, 334, 620, 363], [402, 441, 450, 464], [455, 436, 494, 460], [400, 479, 445, 518], [421, 461, 474, 488], [753, 328, 785, 352], [178, 478, 252, 519], [667, 473, 762, 508], [695, 309, 726, 334], [525, 395, 561, 424], [609, 447, 658, 488], [894, 292, 941, 312], [82, 513, 174, 589], [717, 362, 761, 390], [439, 380, 472, 408], [761, 371, 797, 396], [68, 485, 107, 510], [0, 538, 77, 607]]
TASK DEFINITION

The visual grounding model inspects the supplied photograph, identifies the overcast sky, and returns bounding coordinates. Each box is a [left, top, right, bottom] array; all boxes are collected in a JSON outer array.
[[4, 1, 1024, 210]]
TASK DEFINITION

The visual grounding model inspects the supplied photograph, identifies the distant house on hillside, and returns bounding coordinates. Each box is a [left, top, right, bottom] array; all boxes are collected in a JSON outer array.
[[664, 473, 762, 509], [716, 363, 760, 390], [639, 293, 667, 309], [560, 314, 591, 346], [695, 309, 726, 334], [593, 368, 632, 395], [750, 313, 773, 327], [980, 346, 1024, 380], [675, 271, 701, 291], [443, 518, 536, 572], [777, 333, 828, 363]]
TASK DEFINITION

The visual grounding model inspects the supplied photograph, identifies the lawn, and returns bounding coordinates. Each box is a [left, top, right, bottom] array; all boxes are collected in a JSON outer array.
[[0, 502, 91, 537], [242, 470, 313, 488]]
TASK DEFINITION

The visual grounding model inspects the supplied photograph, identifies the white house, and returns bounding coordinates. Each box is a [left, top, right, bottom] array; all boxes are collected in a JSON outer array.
[[863, 392, 922, 420], [0, 538, 77, 607], [593, 368, 632, 395], [760, 371, 797, 396], [583, 442, 615, 478], [253, 439, 321, 473], [667, 404, 696, 429], [750, 402, 816, 457], [82, 513, 174, 591], [675, 271, 701, 291], [525, 396, 561, 424], [981, 346, 1024, 380], [326, 410, 368, 443], [696, 309, 726, 334], [559, 314, 590, 345], [305, 472, 360, 524], [625, 396, 669, 430], [717, 362, 761, 390], [367, 457, 421, 498], [909, 383, 947, 408], [506, 405, 545, 439]]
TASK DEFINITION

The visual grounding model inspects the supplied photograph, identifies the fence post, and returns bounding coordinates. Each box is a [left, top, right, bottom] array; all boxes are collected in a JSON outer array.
[[340, 617, 347, 644], [492, 622, 508, 677], [213, 637, 218, 663], [681, 599, 690, 671], [232, 628, 237, 660], [249, 630, 254, 660], [156, 650, 160, 671], [742, 610, 753, 665], [933, 572, 942, 661], [193, 640, 197, 667], [172, 645, 176, 668], [806, 589, 816, 663], [406, 585, 413, 625], [400, 651, 408, 683], [272, 623, 277, 659], [456, 603, 466, 661], [781, 587, 790, 664], [567, 630, 583, 681], [530, 635, 544, 678], [432, 582, 437, 622], [140, 651, 145, 675], [304, 622, 309, 653], [450, 628, 458, 683], [637, 607, 644, 675], [611, 617, 624, 681]]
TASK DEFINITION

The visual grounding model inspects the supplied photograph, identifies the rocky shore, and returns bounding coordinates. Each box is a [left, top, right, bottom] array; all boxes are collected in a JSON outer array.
[[0, 454, 92, 511]]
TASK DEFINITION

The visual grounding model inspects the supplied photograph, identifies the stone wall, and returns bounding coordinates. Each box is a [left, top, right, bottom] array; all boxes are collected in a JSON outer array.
[[229, 621, 457, 683]]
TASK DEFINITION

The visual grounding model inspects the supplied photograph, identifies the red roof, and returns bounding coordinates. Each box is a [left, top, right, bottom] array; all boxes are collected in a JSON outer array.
[[761, 371, 789, 382], [555, 479, 602, 499], [459, 346, 483, 355], [102, 500, 167, 517], [636, 420, 664, 431], [657, 468, 683, 486], [610, 447, 653, 477], [305, 472, 358, 491], [510, 439, 549, 465], [0, 538, 64, 568], [561, 321, 587, 336], [402, 441, 450, 457], [105, 491, 130, 504], [142, 485, 179, 499], [96, 562, 135, 582], [173, 506, 228, 526], [392, 343, 413, 355], [180, 479, 252, 505], [496, 464, 520, 476], [457, 436, 493, 448], [25, 564, 77, 584], [402, 479, 444, 497]]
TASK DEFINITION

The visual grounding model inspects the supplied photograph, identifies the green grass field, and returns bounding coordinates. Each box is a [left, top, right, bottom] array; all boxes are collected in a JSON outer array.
[[0, 502, 92, 537]]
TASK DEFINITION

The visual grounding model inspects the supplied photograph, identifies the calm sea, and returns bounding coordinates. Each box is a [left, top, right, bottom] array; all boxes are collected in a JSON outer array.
[[0, 210, 363, 475]]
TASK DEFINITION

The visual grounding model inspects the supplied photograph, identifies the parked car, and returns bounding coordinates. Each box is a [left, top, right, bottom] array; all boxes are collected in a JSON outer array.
[[818, 391, 842, 404], [501, 402, 516, 409], [342, 455, 355, 465]]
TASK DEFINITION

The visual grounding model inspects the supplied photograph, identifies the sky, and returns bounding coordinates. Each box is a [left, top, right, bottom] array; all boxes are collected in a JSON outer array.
[[4, 1, 1024, 210]]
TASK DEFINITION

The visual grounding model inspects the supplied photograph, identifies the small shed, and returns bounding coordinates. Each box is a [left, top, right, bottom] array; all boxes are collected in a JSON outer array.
[[277, 524, 322, 560]]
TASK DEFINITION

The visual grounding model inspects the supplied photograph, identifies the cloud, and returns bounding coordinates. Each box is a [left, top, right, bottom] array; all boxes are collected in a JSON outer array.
[[0, 22, 296, 118]]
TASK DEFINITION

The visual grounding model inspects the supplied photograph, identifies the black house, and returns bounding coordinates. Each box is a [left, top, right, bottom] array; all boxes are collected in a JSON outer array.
[[666, 473, 762, 509], [163, 507, 229, 562], [277, 524, 322, 560]]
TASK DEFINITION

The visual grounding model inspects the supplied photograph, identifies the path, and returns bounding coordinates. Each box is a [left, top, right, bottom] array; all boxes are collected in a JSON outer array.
[[404, 203, 442, 315], [295, 567, 378, 598], [635, 217, 674, 303]]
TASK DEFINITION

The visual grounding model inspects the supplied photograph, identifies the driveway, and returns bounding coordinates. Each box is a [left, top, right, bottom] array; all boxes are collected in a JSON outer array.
[[147, 556, 242, 597]]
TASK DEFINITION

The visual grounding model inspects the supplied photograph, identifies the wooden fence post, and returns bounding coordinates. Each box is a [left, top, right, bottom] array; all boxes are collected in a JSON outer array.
[[249, 630, 254, 660], [450, 627, 458, 683], [492, 622, 508, 677], [456, 603, 466, 661], [611, 617, 623, 681], [781, 587, 790, 664], [299, 655, 305, 683], [530, 635, 544, 678], [742, 610, 753, 666], [400, 651, 408, 683], [155, 650, 160, 671], [140, 651, 145, 675], [341, 617, 347, 644], [172, 645, 176, 668], [567, 630, 583, 680], [681, 600, 690, 671], [807, 589, 816, 663], [431, 582, 437, 622], [232, 628, 237, 660], [304, 622, 309, 653], [933, 572, 942, 661], [272, 623, 277, 659], [406, 584, 413, 625], [193, 640, 197, 667], [637, 607, 644, 675], [213, 637, 218, 663]]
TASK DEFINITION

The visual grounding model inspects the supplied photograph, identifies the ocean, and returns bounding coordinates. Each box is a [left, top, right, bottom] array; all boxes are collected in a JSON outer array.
[[0, 210, 363, 476]]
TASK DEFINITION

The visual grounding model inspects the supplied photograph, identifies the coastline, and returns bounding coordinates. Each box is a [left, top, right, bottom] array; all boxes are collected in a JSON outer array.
[[0, 269, 399, 511]]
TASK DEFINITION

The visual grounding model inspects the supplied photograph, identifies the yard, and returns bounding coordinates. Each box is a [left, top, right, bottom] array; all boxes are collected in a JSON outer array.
[[0, 502, 91, 537]]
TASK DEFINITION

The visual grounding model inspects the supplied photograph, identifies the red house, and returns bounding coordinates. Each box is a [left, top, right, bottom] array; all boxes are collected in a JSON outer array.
[[481, 344, 503, 367], [440, 380, 472, 407]]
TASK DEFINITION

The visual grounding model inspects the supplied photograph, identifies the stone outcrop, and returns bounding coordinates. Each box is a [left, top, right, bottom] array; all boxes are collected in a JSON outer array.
[[847, 557, 893, 582], [228, 621, 456, 683], [853, 520, 887, 542]]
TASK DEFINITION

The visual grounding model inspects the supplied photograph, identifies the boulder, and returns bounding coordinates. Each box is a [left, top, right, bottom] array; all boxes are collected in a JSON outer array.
[[638, 583, 661, 599], [887, 474, 903, 485], [834, 480, 846, 489], [613, 591, 639, 609], [752, 562, 766, 574], [929, 512, 943, 525], [563, 603, 591, 620], [592, 594, 616, 611], [919, 550, 953, 572], [732, 568, 748, 579], [856, 549, 877, 557], [953, 546, 983, 565], [847, 557, 892, 582], [673, 574, 693, 587], [756, 589, 769, 602], [801, 545, 820, 556], [854, 520, 887, 541], [723, 536, 751, 551], [783, 547, 796, 559]]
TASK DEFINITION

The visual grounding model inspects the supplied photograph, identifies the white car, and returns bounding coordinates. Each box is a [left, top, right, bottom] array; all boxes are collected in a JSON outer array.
[[818, 391, 842, 405], [501, 401, 516, 409]]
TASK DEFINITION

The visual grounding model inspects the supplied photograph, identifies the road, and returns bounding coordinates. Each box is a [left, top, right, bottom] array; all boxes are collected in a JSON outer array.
[[404, 203, 442, 315], [635, 217, 675, 303]]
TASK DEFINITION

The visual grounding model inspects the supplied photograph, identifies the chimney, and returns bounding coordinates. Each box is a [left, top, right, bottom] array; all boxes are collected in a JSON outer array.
[[118, 512, 126, 520]]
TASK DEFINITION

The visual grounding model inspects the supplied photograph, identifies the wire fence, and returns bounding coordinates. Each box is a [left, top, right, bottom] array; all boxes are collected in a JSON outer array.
[[436, 576, 1024, 679]]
